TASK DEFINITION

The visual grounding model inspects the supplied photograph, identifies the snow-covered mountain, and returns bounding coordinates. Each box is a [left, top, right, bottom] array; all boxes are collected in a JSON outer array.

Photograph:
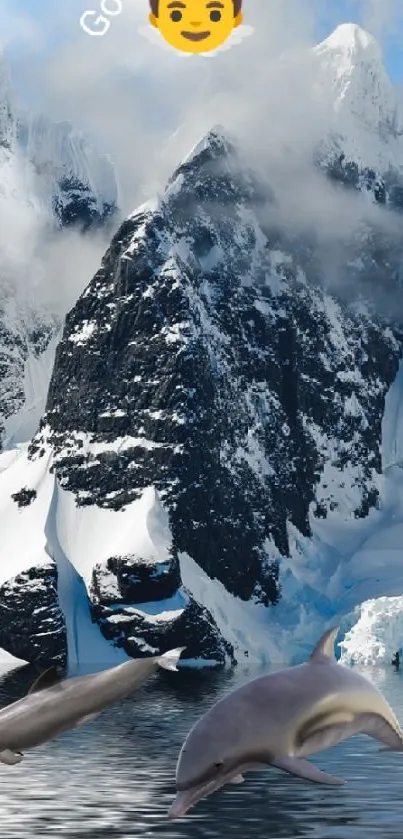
[[0, 42, 118, 449], [312, 23, 403, 181], [1, 22, 403, 668], [314, 23, 403, 136], [0, 44, 119, 665], [17, 113, 117, 229]]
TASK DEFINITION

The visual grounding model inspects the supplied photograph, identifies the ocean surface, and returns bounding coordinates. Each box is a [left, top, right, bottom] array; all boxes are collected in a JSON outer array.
[[0, 661, 402, 838]]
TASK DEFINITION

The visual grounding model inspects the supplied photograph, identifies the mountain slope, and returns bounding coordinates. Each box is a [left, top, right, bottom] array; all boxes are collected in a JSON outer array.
[[17, 113, 117, 230], [19, 117, 403, 664], [0, 42, 119, 450], [0, 46, 119, 666], [1, 24, 403, 666], [312, 22, 403, 177]]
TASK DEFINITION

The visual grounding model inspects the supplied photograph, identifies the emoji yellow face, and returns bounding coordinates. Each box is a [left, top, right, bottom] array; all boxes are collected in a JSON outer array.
[[149, 0, 243, 54]]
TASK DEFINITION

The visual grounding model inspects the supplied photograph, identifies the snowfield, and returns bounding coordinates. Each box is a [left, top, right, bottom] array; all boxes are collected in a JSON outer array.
[[0, 443, 128, 670]]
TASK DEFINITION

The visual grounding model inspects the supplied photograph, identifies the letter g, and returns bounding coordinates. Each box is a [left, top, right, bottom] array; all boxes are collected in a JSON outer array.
[[80, 10, 111, 36]]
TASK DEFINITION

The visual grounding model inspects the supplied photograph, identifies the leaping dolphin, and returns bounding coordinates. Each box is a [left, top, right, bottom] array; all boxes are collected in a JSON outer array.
[[0, 647, 184, 765], [169, 627, 403, 819]]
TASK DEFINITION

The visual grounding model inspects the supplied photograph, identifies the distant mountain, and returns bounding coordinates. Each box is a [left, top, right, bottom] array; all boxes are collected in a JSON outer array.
[[17, 112, 117, 230], [0, 43, 119, 665], [1, 24, 403, 668], [0, 43, 118, 450], [312, 23, 403, 170]]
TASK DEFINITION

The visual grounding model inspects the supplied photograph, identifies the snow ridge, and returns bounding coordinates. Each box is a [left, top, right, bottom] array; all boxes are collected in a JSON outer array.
[[312, 22, 403, 173]]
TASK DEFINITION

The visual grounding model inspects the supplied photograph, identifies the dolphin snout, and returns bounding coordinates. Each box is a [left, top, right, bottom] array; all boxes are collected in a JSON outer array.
[[168, 790, 194, 820], [168, 777, 222, 819], [168, 771, 235, 819]]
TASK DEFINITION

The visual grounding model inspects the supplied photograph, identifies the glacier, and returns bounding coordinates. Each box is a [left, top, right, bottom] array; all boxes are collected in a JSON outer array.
[[339, 357, 403, 665], [178, 356, 403, 667]]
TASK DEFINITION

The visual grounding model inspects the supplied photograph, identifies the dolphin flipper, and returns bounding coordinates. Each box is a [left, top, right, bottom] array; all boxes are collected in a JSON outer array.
[[0, 749, 23, 765], [271, 756, 345, 785]]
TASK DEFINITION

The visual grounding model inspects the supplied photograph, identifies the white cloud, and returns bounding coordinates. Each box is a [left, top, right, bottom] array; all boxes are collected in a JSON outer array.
[[0, 0, 401, 320], [0, 0, 324, 213], [36, 227, 112, 315], [9, 0, 399, 213]]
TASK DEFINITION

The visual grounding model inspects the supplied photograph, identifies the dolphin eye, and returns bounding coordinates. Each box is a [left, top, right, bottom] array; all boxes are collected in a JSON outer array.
[[214, 760, 224, 769]]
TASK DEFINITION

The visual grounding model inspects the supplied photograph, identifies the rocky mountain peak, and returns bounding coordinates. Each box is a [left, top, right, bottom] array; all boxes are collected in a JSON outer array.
[[320, 23, 380, 57], [1, 23, 403, 669], [313, 22, 403, 139]]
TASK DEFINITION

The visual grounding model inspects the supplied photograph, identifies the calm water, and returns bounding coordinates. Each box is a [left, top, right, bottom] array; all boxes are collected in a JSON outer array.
[[0, 662, 403, 838]]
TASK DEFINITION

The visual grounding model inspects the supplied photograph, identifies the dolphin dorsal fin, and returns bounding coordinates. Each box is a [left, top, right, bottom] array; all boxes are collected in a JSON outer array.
[[309, 627, 339, 663], [28, 666, 64, 695]]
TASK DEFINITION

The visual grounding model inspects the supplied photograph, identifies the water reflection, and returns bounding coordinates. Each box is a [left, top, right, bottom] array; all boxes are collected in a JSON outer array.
[[0, 663, 401, 837]]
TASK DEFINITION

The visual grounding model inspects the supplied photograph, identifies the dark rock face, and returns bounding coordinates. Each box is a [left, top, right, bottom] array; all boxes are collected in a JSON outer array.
[[53, 176, 116, 232], [0, 562, 67, 665], [322, 150, 403, 214], [11, 487, 37, 507], [91, 554, 181, 605], [90, 554, 232, 664], [25, 127, 403, 661], [93, 596, 232, 664], [0, 316, 24, 436]]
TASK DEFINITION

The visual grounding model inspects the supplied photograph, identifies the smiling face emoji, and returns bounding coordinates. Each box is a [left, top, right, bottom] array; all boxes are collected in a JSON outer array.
[[149, 0, 243, 54]]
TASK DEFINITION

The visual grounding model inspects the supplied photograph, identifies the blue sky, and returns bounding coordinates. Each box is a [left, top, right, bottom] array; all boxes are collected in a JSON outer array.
[[314, 0, 403, 82], [1, 0, 402, 210], [1, 0, 402, 218], [377, 41, 402, 84], [2, 0, 403, 84]]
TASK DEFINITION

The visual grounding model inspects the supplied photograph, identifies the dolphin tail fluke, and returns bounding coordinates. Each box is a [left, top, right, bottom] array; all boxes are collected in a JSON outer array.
[[358, 712, 403, 750], [157, 647, 186, 672], [271, 756, 345, 785]]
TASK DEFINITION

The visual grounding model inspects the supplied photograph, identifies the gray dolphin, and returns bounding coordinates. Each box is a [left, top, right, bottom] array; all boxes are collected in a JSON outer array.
[[169, 627, 403, 819], [0, 647, 184, 765]]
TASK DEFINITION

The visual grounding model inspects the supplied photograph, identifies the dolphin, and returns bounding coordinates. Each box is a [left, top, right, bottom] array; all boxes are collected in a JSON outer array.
[[0, 647, 184, 765], [168, 627, 403, 819]]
